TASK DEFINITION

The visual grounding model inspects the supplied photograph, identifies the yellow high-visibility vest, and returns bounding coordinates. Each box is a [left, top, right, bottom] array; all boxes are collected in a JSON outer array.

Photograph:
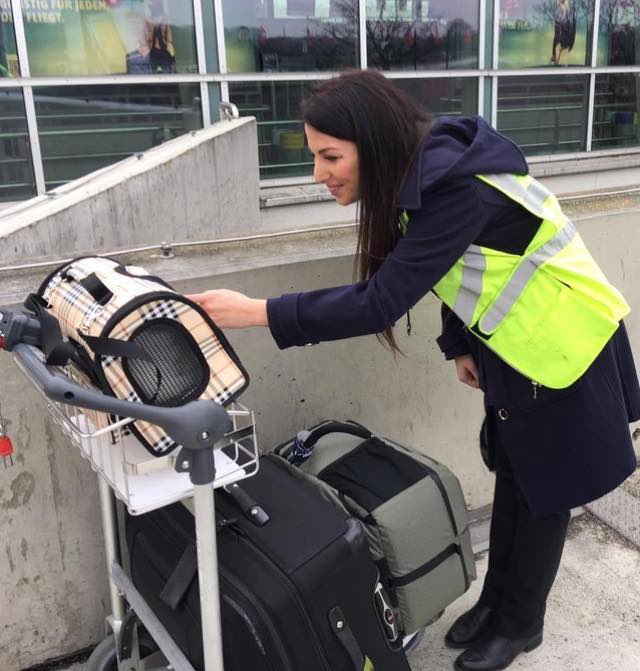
[[430, 173, 630, 388]]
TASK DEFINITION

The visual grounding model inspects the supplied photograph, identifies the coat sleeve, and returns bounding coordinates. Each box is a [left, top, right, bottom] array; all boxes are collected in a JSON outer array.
[[436, 304, 472, 360], [267, 177, 488, 349]]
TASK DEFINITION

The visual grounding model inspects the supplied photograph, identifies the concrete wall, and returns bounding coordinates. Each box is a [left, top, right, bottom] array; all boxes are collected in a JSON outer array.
[[0, 117, 260, 264], [0, 359, 107, 669], [0, 120, 639, 669]]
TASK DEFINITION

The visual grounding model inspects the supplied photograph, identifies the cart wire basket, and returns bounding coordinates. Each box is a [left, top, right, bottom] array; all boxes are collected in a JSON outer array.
[[15, 347, 259, 515]]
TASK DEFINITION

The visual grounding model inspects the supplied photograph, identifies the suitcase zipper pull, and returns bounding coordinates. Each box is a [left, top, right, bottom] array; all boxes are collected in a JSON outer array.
[[531, 381, 539, 400], [216, 516, 240, 532]]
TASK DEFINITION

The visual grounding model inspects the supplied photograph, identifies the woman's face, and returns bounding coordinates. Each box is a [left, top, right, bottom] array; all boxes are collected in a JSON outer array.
[[305, 124, 359, 205]]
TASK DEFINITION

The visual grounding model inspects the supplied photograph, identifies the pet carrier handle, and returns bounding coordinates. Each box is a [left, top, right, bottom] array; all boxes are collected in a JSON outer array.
[[13, 343, 231, 485]]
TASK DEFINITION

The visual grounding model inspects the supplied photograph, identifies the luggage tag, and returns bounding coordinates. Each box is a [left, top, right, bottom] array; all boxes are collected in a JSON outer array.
[[0, 419, 15, 469]]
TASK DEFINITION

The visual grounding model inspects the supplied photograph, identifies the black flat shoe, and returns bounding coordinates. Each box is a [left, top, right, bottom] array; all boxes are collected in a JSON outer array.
[[453, 630, 543, 671], [444, 603, 494, 649]]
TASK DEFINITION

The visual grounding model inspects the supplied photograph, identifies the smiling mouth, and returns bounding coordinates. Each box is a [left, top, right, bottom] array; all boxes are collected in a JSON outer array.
[[328, 185, 343, 194]]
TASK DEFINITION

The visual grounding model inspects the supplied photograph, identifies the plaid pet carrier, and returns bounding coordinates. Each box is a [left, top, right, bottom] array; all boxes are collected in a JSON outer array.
[[29, 256, 249, 456]]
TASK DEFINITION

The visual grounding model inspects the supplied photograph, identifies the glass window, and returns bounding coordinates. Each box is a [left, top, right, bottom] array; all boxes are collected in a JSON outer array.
[[222, 0, 358, 73], [366, 0, 479, 71], [597, 1, 640, 65], [394, 77, 478, 116], [201, 0, 219, 72], [229, 76, 478, 180], [229, 81, 313, 178], [34, 84, 202, 190], [497, 75, 589, 155], [0, 1, 19, 77], [592, 74, 640, 149], [0, 89, 36, 201], [23, 1, 197, 76], [498, 0, 592, 68], [208, 83, 222, 123]]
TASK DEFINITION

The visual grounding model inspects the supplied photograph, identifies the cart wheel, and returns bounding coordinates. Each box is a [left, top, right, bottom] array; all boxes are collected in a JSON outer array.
[[85, 635, 118, 671], [85, 631, 159, 671]]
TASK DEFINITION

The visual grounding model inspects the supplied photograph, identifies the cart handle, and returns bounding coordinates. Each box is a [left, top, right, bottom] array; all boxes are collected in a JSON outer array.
[[13, 343, 231, 485]]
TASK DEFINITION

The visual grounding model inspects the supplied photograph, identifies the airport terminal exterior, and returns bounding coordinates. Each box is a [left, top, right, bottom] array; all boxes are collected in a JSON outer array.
[[1, 0, 640, 202]]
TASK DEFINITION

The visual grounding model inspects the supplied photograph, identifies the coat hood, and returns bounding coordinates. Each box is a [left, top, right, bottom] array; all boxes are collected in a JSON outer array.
[[398, 116, 529, 209]]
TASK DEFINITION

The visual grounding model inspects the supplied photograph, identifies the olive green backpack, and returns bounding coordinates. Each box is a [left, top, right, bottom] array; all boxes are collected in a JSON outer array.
[[273, 420, 476, 636]]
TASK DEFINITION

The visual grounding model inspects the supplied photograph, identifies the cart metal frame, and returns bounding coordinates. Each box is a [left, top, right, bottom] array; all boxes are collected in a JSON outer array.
[[12, 343, 259, 671]]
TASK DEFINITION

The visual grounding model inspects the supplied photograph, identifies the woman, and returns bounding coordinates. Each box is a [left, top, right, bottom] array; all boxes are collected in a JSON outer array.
[[551, 0, 576, 65], [189, 71, 640, 671], [138, 0, 176, 73]]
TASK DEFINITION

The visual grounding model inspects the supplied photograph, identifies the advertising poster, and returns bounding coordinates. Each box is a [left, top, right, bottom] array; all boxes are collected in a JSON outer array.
[[499, 0, 590, 67], [273, 0, 333, 18], [366, 0, 415, 22], [0, 2, 18, 76], [4, 0, 198, 76], [365, 0, 478, 70], [597, 0, 640, 65], [223, 0, 358, 72]]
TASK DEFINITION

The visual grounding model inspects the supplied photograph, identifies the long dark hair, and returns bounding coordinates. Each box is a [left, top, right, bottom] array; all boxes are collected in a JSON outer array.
[[301, 71, 430, 351]]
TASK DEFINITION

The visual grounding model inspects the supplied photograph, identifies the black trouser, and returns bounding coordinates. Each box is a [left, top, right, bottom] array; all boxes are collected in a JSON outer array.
[[478, 424, 570, 639]]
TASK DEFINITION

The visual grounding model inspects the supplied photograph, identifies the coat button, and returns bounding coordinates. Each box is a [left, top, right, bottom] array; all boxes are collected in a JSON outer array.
[[497, 408, 509, 421]]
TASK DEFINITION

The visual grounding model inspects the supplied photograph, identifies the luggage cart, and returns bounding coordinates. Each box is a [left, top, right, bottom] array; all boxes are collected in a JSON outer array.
[[8, 339, 259, 671]]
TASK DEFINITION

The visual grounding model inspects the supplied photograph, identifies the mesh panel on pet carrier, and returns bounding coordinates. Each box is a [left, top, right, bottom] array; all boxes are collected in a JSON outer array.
[[124, 321, 209, 407]]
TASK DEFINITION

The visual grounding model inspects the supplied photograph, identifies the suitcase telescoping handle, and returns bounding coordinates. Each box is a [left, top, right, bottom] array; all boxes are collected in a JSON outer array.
[[11, 343, 231, 486], [287, 421, 371, 465]]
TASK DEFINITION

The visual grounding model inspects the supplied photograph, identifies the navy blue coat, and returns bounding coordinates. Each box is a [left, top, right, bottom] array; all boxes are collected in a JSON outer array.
[[267, 116, 640, 517]]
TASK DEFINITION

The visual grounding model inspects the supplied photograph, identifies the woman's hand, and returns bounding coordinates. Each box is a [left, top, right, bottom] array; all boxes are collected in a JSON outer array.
[[454, 354, 480, 389], [187, 289, 268, 329]]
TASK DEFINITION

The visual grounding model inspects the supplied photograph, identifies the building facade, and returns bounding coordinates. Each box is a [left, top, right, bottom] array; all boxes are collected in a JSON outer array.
[[1, 0, 639, 202]]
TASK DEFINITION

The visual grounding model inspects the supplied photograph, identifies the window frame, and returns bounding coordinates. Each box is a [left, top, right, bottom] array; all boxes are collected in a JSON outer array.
[[0, 0, 638, 195]]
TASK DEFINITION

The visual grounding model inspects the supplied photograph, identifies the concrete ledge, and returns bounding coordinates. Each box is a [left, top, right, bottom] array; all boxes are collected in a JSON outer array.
[[528, 148, 640, 177], [0, 117, 261, 262], [260, 183, 332, 208], [260, 150, 640, 207], [0, 226, 359, 306], [0, 118, 255, 235], [3, 189, 639, 307]]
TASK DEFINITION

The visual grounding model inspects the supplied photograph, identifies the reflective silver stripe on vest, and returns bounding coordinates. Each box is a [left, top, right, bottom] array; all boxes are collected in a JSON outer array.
[[454, 245, 486, 326], [482, 174, 553, 216], [479, 222, 578, 333]]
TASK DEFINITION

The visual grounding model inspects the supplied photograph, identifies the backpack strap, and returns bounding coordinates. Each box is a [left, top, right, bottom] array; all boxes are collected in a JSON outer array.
[[24, 294, 162, 399], [24, 294, 81, 366]]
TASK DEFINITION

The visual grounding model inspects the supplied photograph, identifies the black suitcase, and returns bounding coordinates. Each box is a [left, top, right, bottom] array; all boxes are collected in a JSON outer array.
[[126, 456, 412, 671]]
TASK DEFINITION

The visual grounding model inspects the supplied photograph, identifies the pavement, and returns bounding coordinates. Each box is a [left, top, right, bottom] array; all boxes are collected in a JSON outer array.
[[410, 512, 640, 671], [58, 505, 640, 671]]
